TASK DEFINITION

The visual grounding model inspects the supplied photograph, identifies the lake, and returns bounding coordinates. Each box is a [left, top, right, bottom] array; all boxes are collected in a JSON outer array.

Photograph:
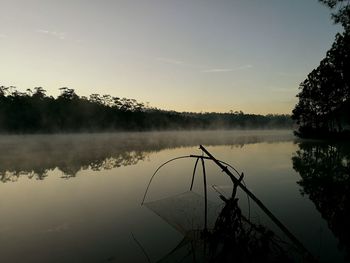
[[0, 130, 349, 262]]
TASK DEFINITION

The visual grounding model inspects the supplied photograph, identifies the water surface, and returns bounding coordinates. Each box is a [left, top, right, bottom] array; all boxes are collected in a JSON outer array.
[[0, 130, 349, 262]]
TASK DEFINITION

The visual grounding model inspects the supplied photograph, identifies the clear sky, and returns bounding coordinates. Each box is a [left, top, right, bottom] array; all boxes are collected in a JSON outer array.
[[0, 0, 341, 114]]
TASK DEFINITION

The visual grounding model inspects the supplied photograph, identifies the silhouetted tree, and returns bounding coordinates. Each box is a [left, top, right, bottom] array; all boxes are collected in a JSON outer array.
[[292, 1, 350, 138], [0, 86, 293, 133], [319, 0, 350, 30], [32, 87, 47, 99]]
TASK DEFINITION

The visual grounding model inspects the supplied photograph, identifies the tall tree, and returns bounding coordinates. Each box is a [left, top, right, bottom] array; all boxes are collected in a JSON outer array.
[[319, 0, 350, 30], [292, 1, 350, 137]]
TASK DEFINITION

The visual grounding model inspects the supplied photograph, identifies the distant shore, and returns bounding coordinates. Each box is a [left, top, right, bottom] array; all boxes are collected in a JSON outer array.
[[1, 86, 293, 134]]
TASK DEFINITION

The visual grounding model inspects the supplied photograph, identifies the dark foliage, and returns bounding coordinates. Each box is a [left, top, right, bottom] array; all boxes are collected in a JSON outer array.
[[0, 86, 292, 133], [292, 1, 350, 138], [319, 0, 350, 30]]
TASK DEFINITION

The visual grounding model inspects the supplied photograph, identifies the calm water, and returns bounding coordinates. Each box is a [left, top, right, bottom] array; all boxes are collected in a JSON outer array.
[[0, 130, 349, 262]]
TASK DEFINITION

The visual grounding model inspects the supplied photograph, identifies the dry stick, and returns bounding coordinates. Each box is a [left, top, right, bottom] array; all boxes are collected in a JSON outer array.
[[142, 155, 241, 205], [201, 157, 208, 232], [190, 157, 199, 191], [232, 172, 244, 199], [131, 232, 151, 263], [141, 155, 191, 205], [190, 155, 241, 176], [199, 145, 313, 259]]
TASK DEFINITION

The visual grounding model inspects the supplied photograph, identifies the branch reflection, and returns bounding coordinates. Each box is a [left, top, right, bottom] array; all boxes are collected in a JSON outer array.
[[292, 141, 350, 260]]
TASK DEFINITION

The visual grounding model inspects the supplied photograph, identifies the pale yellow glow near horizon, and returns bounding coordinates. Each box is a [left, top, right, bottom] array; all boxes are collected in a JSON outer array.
[[0, 0, 339, 115]]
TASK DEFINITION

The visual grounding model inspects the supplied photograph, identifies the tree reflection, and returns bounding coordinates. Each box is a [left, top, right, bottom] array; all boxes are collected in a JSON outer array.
[[292, 141, 350, 259], [0, 151, 147, 182], [0, 131, 292, 183]]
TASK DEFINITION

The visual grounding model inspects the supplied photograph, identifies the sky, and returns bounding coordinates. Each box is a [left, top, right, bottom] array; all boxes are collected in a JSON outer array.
[[0, 0, 341, 114]]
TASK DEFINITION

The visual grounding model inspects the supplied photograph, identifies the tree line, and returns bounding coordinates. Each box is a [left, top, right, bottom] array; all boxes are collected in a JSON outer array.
[[292, 0, 350, 138], [0, 86, 292, 133]]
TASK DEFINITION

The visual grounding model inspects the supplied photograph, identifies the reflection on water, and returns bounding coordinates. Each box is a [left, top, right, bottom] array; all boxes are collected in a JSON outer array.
[[148, 196, 299, 262], [145, 179, 302, 262], [1, 130, 349, 262], [0, 130, 292, 182], [292, 141, 350, 261]]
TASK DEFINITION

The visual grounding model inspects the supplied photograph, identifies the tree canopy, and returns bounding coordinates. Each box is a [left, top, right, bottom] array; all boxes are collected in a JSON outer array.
[[292, 1, 350, 138], [0, 86, 292, 133], [319, 0, 350, 30]]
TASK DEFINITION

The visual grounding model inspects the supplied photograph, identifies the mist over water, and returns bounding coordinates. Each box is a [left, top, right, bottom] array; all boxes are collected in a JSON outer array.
[[0, 130, 293, 182], [0, 130, 348, 262]]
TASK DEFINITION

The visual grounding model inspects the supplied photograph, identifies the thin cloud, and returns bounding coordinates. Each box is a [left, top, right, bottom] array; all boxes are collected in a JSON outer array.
[[202, 64, 253, 73], [36, 29, 66, 40], [156, 57, 184, 65], [0, 34, 8, 38], [155, 58, 253, 74], [156, 57, 205, 69]]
